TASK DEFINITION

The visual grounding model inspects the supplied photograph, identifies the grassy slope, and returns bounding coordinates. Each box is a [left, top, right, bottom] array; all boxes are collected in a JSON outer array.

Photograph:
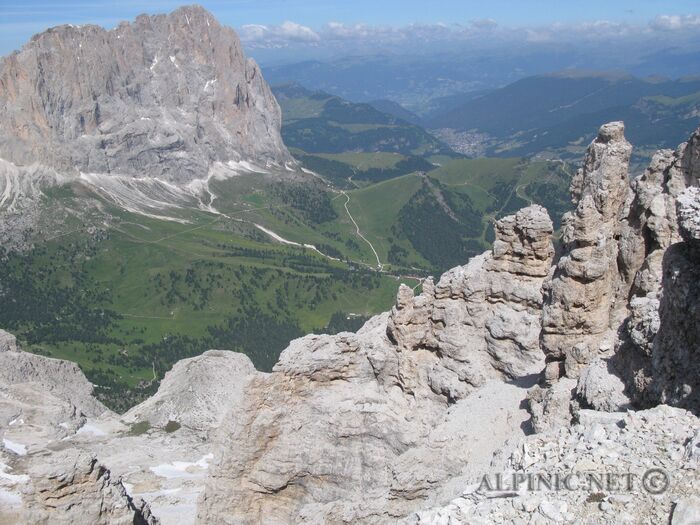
[[432, 157, 571, 227], [341, 157, 572, 273], [3, 184, 408, 410], [315, 151, 406, 170], [344, 173, 428, 268], [3, 152, 571, 411]]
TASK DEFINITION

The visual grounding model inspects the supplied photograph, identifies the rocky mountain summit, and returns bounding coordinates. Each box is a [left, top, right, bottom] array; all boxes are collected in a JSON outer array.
[[0, 6, 295, 249], [1, 122, 699, 524], [0, 5, 291, 182]]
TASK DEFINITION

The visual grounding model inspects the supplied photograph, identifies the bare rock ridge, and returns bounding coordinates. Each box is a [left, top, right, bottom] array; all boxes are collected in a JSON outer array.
[[540, 122, 633, 381], [22, 451, 159, 525], [0, 5, 291, 183], [122, 350, 258, 434], [1, 122, 699, 524], [531, 122, 700, 423], [197, 203, 555, 524], [0, 339, 255, 524], [387, 204, 554, 400]]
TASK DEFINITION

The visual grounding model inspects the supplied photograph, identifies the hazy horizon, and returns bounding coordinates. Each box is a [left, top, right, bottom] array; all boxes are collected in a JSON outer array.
[[2, 1, 699, 69]]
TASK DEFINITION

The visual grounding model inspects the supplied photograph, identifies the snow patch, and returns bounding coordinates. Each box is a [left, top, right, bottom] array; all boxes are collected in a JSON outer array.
[[150, 454, 213, 479], [0, 462, 29, 484], [76, 423, 107, 437], [0, 487, 22, 508], [2, 439, 27, 456], [225, 160, 269, 174], [79, 172, 193, 224], [253, 223, 301, 246]]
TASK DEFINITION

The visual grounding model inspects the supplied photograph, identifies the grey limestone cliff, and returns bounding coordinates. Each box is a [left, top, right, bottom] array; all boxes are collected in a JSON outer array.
[[0, 5, 291, 183]]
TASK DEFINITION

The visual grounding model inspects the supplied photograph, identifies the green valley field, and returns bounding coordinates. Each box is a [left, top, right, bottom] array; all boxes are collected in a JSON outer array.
[[0, 84, 575, 411]]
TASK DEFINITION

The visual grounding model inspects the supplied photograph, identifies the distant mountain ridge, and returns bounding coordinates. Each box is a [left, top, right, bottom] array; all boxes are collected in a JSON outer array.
[[427, 72, 700, 160], [365, 99, 421, 125], [272, 83, 452, 156]]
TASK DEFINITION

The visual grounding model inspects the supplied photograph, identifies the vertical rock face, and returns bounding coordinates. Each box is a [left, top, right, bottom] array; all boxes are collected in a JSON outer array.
[[0, 5, 291, 183], [536, 123, 700, 421], [609, 130, 700, 411], [647, 187, 700, 409], [387, 204, 554, 400], [541, 122, 632, 380]]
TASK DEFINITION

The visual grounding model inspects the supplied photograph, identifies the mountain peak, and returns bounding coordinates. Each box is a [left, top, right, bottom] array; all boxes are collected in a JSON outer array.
[[0, 6, 291, 183]]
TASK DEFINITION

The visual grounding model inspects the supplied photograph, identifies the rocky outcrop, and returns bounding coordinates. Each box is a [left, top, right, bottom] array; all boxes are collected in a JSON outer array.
[[678, 186, 700, 241], [0, 329, 18, 353], [0, 343, 252, 525], [410, 405, 700, 524], [197, 205, 554, 524], [122, 350, 259, 434], [198, 317, 534, 524], [0, 5, 291, 183], [387, 204, 554, 401], [645, 187, 700, 410], [0, 346, 108, 419], [533, 122, 700, 422], [21, 450, 158, 525], [540, 122, 632, 381], [605, 129, 699, 412]]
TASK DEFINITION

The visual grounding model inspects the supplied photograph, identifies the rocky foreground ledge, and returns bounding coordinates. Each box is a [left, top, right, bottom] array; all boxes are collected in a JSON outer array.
[[1, 123, 699, 525]]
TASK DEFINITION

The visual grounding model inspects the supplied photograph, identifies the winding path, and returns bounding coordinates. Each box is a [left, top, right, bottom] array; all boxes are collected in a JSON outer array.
[[249, 222, 342, 262], [341, 191, 382, 270]]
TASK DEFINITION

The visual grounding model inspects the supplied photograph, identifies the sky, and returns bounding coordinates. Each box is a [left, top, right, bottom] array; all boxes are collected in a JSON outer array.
[[1, 0, 700, 62]]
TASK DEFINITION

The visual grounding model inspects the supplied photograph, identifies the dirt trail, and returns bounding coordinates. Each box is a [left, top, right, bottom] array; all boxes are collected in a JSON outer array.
[[341, 191, 382, 270]]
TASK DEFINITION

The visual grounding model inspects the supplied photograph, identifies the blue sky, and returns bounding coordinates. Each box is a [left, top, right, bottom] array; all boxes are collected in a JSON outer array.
[[1, 0, 699, 58]]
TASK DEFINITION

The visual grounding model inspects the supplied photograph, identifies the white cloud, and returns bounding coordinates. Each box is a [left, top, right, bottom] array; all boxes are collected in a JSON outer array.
[[238, 14, 700, 51], [239, 24, 268, 41], [240, 21, 319, 47], [650, 14, 700, 31], [278, 21, 321, 42]]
